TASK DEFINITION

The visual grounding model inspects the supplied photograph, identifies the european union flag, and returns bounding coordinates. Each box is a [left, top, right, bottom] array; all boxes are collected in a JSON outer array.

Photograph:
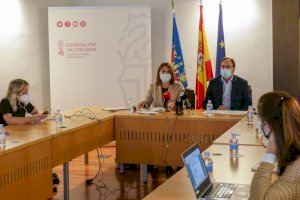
[[171, 11, 188, 88], [215, 2, 226, 77]]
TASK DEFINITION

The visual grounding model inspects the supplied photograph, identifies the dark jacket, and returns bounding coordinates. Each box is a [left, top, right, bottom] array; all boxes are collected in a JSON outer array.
[[203, 75, 252, 110]]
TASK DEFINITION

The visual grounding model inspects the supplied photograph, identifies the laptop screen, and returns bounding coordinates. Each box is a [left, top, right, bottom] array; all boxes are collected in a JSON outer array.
[[182, 144, 212, 198], [183, 147, 208, 189]]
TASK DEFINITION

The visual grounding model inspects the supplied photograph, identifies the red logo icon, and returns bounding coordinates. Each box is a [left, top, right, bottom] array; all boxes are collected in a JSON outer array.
[[65, 21, 71, 27], [73, 21, 78, 27], [57, 21, 63, 27], [80, 21, 86, 27], [58, 40, 64, 56]]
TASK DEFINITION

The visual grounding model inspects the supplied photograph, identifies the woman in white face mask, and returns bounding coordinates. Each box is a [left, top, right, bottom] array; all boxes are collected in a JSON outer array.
[[138, 62, 184, 111], [0, 79, 47, 125]]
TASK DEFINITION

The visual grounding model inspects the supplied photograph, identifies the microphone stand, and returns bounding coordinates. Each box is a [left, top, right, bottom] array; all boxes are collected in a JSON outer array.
[[175, 98, 184, 116]]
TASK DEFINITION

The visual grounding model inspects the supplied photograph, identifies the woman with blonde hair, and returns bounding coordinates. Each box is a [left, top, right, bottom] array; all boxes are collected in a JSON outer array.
[[250, 91, 300, 199], [0, 79, 46, 125]]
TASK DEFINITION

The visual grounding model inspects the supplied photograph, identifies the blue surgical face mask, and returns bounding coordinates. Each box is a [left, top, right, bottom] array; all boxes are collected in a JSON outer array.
[[262, 123, 271, 139], [220, 68, 232, 79], [160, 73, 171, 83]]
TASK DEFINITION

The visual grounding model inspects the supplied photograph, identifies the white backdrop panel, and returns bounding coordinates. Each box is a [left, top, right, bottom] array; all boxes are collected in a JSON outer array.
[[48, 6, 151, 111]]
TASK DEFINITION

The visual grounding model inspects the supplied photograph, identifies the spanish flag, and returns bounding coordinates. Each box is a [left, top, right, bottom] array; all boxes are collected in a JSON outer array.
[[195, 3, 213, 109]]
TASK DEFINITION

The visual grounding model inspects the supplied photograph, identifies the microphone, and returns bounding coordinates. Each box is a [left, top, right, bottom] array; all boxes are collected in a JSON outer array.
[[175, 91, 184, 115], [176, 90, 191, 115], [163, 91, 171, 109], [179, 91, 191, 110], [179, 91, 187, 100]]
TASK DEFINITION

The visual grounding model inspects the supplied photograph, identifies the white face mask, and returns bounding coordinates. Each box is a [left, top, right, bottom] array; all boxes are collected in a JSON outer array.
[[160, 73, 171, 83], [18, 93, 31, 105]]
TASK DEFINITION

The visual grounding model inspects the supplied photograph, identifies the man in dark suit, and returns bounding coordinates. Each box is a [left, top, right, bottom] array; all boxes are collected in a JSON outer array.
[[203, 57, 252, 110]]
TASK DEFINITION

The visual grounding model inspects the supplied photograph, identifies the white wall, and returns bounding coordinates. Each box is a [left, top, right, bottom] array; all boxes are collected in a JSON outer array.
[[0, 0, 272, 110], [174, 0, 273, 105]]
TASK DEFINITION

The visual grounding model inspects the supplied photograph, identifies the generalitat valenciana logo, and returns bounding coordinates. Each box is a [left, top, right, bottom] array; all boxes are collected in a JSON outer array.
[[58, 40, 64, 56]]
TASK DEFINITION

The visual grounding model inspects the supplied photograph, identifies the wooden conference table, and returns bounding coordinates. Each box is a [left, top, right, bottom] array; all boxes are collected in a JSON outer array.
[[0, 107, 255, 200], [143, 115, 272, 200], [143, 145, 267, 200], [0, 108, 115, 200]]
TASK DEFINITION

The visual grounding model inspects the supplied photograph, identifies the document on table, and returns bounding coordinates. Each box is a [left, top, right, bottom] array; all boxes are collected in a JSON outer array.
[[137, 107, 164, 115], [203, 110, 247, 115], [137, 110, 160, 115], [102, 106, 128, 111]]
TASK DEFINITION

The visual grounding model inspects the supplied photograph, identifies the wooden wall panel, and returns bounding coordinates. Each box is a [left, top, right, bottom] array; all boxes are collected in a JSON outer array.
[[273, 0, 300, 99]]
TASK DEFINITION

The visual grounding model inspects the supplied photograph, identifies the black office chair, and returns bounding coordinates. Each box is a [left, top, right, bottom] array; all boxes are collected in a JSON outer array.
[[185, 89, 195, 109]]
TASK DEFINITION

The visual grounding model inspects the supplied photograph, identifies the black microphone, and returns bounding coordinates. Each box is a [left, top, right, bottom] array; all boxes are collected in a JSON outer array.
[[175, 98, 183, 115], [176, 90, 192, 115], [175, 91, 186, 115], [179, 91, 191, 110]]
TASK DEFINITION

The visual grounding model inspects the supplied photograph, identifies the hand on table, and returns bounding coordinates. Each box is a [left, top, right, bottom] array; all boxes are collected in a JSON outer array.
[[32, 114, 47, 123], [167, 102, 175, 111], [137, 102, 146, 110]]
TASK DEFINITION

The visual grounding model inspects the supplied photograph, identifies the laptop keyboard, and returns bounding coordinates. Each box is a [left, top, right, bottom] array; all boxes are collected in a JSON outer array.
[[209, 183, 238, 199]]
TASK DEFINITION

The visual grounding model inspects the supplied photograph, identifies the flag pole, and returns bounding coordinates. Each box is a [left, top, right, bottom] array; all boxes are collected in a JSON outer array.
[[171, 0, 175, 11]]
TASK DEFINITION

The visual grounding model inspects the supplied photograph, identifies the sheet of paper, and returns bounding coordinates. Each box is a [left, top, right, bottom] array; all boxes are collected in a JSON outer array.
[[102, 106, 128, 111], [203, 110, 247, 115], [137, 110, 160, 115]]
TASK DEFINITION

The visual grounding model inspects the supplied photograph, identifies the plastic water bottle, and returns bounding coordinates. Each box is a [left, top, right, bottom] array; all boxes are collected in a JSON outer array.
[[0, 124, 6, 148], [255, 121, 263, 136], [247, 106, 254, 125], [56, 109, 63, 127], [206, 100, 214, 117], [229, 133, 239, 158], [204, 151, 213, 174], [127, 98, 134, 113]]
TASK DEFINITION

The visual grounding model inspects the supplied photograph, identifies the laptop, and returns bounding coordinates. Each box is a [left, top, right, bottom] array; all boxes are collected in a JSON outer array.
[[181, 144, 250, 200]]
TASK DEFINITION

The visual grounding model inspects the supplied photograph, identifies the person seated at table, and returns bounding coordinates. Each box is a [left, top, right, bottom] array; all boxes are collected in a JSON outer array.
[[0, 79, 46, 125], [138, 62, 184, 110], [249, 91, 300, 199], [203, 57, 252, 110]]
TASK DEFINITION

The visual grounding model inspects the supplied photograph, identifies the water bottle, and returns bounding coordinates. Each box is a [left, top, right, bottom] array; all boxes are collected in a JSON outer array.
[[206, 100, 214, 117], [56, 109, 63, 127], [0, 124, 6, 148], [204, 151, 213, 174], [127, 98, 134, 113], [255, 121, 263, 136], [229, 133, 239, 158], [247, 106, 254, 125]]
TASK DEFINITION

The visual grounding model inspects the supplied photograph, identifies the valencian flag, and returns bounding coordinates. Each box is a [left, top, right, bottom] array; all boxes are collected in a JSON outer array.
[[215, 1, 226, 77], [195, 2, 213, 109], [171, 10, 188, 88]]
